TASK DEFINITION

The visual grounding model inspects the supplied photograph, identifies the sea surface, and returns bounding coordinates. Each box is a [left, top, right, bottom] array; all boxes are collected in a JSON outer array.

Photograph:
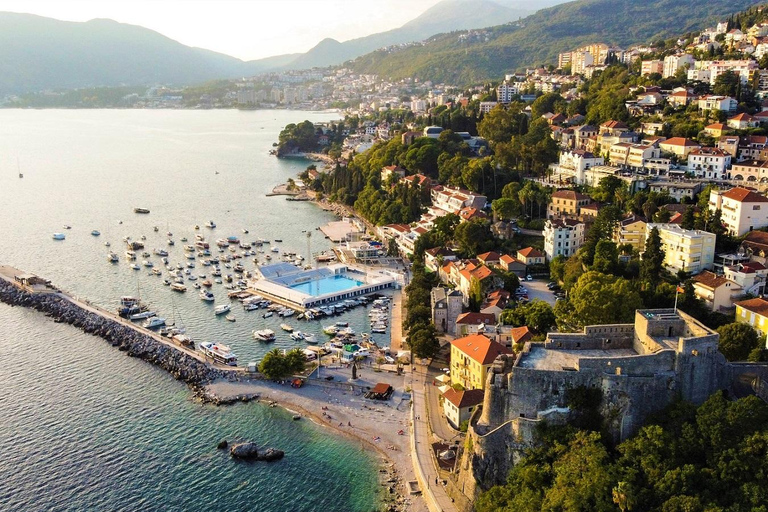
[[0, 109, 385, 511]]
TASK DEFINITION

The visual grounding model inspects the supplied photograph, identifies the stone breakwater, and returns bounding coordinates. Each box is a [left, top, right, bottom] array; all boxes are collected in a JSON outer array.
[[0, 280, 227, 387]]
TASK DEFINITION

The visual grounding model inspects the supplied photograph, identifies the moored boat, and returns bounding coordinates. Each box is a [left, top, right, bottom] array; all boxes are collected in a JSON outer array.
[[253, 329, 276, 341], [134, 207, 150, 214], [199, 341, 237, 366], [199, 290, 215, 302], [171, 283, 187, 293], [142, 317, 166, 329], [52, 233, 66, 240], [280, 323, 293, 332], [91, 230, 100, 236], [214, 304, 231, 315]]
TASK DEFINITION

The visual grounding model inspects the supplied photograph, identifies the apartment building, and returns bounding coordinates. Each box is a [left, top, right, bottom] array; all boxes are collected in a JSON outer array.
[[646, 223, 716, 274]]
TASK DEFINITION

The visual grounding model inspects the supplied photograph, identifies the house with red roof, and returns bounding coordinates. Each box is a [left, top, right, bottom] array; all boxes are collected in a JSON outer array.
[[442, 388, 485, 428], [450, 334, 512, 390], [704, 123, 728, 138], [659, 137, 701, 157], [499, 254, 527, 276], [724, 260, 768, 296], [516, 247, 545, 266], [455, 312, 498, 336], [692, 271, 742, 312], [709, 187, 768, 236], [548, 189, 591, 217], [728, 113, 758, 130], [687, 147, 731, 180]]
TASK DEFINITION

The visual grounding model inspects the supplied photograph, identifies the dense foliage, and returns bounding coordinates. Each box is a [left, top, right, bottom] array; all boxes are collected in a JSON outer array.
[[404, 260, 440, 359], [258, 348, 306, 379], [476, 392, 768, 512]]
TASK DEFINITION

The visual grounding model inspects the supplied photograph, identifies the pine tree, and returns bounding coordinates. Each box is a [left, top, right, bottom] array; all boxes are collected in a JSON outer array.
[[640, 227, 665, 287]]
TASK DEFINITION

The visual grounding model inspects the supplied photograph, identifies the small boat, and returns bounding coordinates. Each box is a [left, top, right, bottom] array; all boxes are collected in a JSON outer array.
[[335, 321, 349, 328], [227, 236, 240, 244], [130, 263, 141, 270], [304, 333, 318, 344], [180, 237, 188, 242], [253, 329, 276, 341], [205, 220, 216, 228], [280, 309, 295, 318], [271, 246, 279, 253], [172, 334, 194, 348], [142, 317, 166, 329], [168, 239, 175, 246], [154, 249, 168, 257], [274, 239, 282, 242], [199, 341, 237, 366], [226, 315, 236, 322], [142, 260, 154, 268], [214, 304, 231, 315], [152, 268, 162, 275], [244, 302, 260, 311], [107, 252, 119, 262], [280, 323, 293, 333], [202, 280, 213, 287], [130, 311, 156, 321], [290, 331, 305, 341], [171, 283, 187, 293], [52, 233, 66, 240], [199, 290, 215, 302], [323, 325, 339, 335], [242, 228, 249, 234], [134, 207, 150, 214], [194, 225, 200, 230], [262, 311, 273, 318], [105, 241, 111, 247], [91, 230, 100, 236], [63, 225, 71, 230]]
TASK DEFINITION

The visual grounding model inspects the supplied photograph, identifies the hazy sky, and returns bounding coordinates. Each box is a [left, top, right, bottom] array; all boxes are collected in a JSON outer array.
[[0, 0, 444, 60]]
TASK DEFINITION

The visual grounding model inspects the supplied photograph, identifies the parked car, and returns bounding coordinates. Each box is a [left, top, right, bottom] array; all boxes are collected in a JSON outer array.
[[526, 275, 533, 281]]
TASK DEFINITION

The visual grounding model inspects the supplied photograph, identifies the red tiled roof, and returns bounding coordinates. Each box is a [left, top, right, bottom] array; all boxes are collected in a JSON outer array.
[[692, 271, 731, 290], [661, 137, 700, 147], [722, 187, 768, 203], [510, 326, 533, 344], [455, 312, 497, 326], [477, 251, 501, 262], [551, 190, 590, 201], [518, 247, 544, 258], [443, 388, 485, 409], [450, 334, 511, 364], [736, 297, 768, 316]]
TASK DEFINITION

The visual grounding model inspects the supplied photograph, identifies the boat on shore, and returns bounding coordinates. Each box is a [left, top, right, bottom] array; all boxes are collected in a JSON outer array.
[[199, 341, 237, 366], [107, 252, 119, 262], [253, 329, 276, 341], [134, 207, 150, 214]]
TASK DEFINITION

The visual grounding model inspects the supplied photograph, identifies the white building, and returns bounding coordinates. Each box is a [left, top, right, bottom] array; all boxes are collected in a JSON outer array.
[[431, 186, 487, 214], [544, 218, 585, 261], [496, 82, 519, 103], [549, 149, 604, 184], [709, 187, 768, 236], [687, 147, 732, 180], [646, 224, 716, 275], [663, 54, 696, 78], [479, 101, 498, 114], [698, 95, 738, 113]]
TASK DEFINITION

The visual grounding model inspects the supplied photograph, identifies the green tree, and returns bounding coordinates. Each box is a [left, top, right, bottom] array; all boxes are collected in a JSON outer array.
[[592, 240, 619, 274], [549, 254, 566, 284], [640, 227, 665, 287], [259, 348, 290, 379], [492, 197, 522, 220], [713, 70, 740, 98], [565, 271, 643, 327], [681, 206, 696, 230], [454, 220, 493, 258], [408, 323, 440, 359], [716, 323, 760, 361]]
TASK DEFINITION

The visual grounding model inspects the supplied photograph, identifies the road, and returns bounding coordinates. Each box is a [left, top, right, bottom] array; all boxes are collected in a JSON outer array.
[[520, 278, 557, 306], [410, 364, 458, 512], [425, 366, 460, 442]]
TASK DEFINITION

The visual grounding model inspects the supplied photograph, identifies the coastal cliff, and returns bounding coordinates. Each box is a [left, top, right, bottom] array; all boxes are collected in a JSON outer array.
[[0, 279, 227, 387]]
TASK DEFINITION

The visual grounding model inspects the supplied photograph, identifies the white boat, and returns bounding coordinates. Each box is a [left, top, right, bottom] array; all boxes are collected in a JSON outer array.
[[304, 333, 318, 344], [199, 341, 237, 366], [225, 315, 236, 322], [130, 263, 141, 270], [262, 311, 273, 318], [125, 250, 136, 260], [130, 310, 156, 321], [290, 331, 305, 341], [214, 304, 231, 315], [253, 329, 276, 341], [280, 308, 295, 317], [199, 290, 215, 302], [154, 249, 169, 257], [142, 260, 154, 267], [323, 325, 338, 335], [143, 317, 166, 329], [271, 246, 279, 253], [205, 220, 216, 228], [244, 302, 260, 311], [280, 323, 293, 332], [52, 233, 66, 240], [171, 283, 187, 292]]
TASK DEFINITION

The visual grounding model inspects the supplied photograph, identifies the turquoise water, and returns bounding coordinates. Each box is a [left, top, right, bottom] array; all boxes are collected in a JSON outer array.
[[0, 109, 384, 511], [291, 275, 365, 296]]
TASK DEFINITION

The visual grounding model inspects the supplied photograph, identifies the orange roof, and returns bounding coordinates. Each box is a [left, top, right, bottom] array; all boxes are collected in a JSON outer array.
[[477, 251, 501, 262], [736, 297, 768, 316], [443, 388, 485, 408], [551, 190, 590, 201], [706, 123, 726, 130], [730, 113, 755, 121], [692, 271, 731, 290], [722, 187, 768, 203], [518, 247, 544, 258], [661, 137, 699, 147], [470, 265, 494, 281], [510, 326, 533, 344], [455, 312, 497, 325], [499, 254, 519, 265], [450, 334, 512, 364]]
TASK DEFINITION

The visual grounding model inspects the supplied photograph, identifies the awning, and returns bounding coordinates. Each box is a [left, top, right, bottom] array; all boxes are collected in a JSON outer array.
[[434, 374, 450, 384], [438, 384, 451, 394]]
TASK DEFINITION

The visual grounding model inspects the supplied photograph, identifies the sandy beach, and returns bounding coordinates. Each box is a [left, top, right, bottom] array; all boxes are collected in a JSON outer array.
[[203, 373, 428, 512]]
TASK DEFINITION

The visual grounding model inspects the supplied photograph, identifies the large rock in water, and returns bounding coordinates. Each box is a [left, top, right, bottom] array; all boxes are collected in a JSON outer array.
[[230, 442, 260, 459], [258, 448, 284, 462]]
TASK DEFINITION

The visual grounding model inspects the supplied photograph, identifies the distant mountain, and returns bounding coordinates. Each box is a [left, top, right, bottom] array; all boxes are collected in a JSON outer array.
[[0, 13, 295, 94], [350, 0, 763, 85], [276, 0, 536, 70]]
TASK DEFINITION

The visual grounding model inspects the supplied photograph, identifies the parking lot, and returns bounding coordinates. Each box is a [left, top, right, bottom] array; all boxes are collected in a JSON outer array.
[[517, 278, 557, 306]]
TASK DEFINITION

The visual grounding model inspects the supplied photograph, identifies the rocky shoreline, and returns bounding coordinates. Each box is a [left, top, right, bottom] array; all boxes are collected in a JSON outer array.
[[0, 280, 227, 387]]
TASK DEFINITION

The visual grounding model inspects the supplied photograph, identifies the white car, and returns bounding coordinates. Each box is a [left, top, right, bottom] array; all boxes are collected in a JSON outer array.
[[526, 275, 533, 281]]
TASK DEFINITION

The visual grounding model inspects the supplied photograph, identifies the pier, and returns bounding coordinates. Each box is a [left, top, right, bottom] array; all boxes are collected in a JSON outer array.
[[0, 265, 238, 382]]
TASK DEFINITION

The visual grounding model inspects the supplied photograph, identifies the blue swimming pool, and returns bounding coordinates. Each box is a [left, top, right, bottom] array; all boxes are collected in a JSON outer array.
[[289, 275, 364, 297]]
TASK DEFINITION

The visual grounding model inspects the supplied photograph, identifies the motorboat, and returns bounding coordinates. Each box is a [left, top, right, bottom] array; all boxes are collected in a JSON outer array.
[[142, 260, 153, 268], [242, 228, 249, 234], [253, 329, 276, 342], [134, 207, 150, 214], [244, 302, 260, 311], [205, 220, 216, 228], [202, 280, 213, 287], [168, 239, 175, 246], [280, 323, 293, 332], [52, 233, 66, 240], [199, 290, 215, 302], [91, 230, 100, 236], [280, 308, 295, 318], [107, 252, 119, 262], [323, 325, 339, 335], [142, 317, 166, 329], [172, 334, 194, 349], [171, 283, 187, 293], [130, 310, 156, 321], [225, 315, 236, 322], [154, 248, 168, 257], [271, 246, 279, 253], [227, 236, 239, 244], [214, 304, 231, 315], [303, 333, 318, 344], [262, 311, 273, 318], [130, 263, 141, 270], [290, 331, 305, 341], [199, 342, 237, 366], [152, 268, 162, 275]]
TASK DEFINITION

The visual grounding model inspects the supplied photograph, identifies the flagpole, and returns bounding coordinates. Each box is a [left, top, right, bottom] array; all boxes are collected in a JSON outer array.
[[674, 284, 680, 313]]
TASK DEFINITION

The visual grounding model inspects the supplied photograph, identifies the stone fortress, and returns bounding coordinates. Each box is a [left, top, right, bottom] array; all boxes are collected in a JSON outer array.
[[457, 309, 768, 498]]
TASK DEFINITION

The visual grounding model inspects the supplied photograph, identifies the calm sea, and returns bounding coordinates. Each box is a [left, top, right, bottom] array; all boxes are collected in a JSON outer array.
[[0, 109, 384, 511]]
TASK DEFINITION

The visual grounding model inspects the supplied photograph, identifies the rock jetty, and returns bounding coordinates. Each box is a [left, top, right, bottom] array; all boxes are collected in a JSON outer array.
[[229, 442, 284, 462], [0, 280, 226, 387]]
